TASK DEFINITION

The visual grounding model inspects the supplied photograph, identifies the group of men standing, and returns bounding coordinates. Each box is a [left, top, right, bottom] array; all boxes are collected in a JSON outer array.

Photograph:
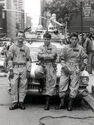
[[38, 32, 87, 111], [7, 31, 88, 111]]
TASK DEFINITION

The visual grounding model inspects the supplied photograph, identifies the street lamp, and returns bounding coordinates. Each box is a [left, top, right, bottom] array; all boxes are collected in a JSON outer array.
[[80, 0, 84, 42], [80, 1, 83, 35]]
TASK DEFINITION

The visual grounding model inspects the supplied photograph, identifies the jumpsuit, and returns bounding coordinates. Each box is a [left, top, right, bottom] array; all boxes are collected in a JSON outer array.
[[38, 44, 57, 96], [8, 43, 31, 103], [59, 44, 87, 98]]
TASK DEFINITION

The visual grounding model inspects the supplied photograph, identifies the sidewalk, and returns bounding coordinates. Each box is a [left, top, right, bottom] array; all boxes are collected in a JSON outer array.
[[0, 72, 94, 105], [0, 76, 93, 125], [0, 77, 11, 106]]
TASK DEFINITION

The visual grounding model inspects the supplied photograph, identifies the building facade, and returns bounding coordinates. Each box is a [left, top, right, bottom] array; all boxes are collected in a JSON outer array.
[[6, 0, 16, 38], [13, 0, 25, 31], [0, 0, 7, 37], [25, 15, 32, 29], [0, 0, 6, 8], [69, 0, 94, 33], [5, 0, 25, 39]]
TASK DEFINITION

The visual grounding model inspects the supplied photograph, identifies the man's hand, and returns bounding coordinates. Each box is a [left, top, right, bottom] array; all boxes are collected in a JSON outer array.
[[63, 66, 71, 75], [9, 69, 14, 79], [80, 64, 86, 71]]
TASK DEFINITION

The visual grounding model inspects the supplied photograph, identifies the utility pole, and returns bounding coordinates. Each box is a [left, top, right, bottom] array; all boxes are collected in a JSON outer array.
[[80, 1, 83, 42]]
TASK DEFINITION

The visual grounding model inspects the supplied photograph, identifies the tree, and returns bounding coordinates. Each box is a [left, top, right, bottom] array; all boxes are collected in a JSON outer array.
[[43, 0, 81, 24]]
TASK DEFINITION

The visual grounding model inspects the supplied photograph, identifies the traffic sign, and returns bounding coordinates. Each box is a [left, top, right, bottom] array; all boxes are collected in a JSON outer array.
[[83, 6, 91, 17]]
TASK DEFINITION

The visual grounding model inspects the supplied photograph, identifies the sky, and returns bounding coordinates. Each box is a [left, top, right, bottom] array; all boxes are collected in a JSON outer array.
[[24, 0, 41, 29]]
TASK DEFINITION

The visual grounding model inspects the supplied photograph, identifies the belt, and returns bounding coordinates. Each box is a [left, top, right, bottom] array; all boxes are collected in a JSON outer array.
[[13, 63, 26, 67], [67, 62, 78, 65]]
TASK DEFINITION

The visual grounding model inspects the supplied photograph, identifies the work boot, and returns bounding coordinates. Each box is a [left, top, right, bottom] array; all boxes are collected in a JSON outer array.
[[67, 98, 74, 111], [59, 97, 65, 109], [9, 102, 18, 110], [55, 97, 65, 110], [19, 102, 26, 110], [44, 96, 50, 110]]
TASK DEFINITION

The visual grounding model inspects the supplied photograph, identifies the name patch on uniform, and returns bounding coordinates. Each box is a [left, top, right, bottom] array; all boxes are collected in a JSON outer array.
[[20, 49, 25, 52]]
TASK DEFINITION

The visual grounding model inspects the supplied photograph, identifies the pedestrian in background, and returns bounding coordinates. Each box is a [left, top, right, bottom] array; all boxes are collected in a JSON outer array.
[[87, 33, 94, 74], [82, 33, 91, 55], [58, 33, 88, 111], [8, 31, 31, 110], [37, 31, 57, 110], [65, 32, 70, 45], [1, 42, 8, 72], [78, 33, 92, 74]]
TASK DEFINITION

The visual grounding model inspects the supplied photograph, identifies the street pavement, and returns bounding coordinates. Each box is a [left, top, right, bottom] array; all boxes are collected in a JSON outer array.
[[0, 75, 94, 125]]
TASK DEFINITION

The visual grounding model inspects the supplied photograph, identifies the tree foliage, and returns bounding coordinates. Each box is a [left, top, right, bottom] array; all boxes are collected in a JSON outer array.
[[44, 0, 81, 23]]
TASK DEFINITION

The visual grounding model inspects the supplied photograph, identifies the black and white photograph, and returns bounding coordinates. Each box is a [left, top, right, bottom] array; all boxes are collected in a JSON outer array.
[[0, 0, 94, 125]]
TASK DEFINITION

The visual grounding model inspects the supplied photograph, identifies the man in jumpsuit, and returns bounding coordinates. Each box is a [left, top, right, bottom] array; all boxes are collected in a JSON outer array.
[[59, 33, 88, 111], [37, 32, 57, 110], [8, 31, 31, 110]]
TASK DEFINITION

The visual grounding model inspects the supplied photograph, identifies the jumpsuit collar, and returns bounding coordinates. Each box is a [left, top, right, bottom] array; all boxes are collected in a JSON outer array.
[[16, 41, 24, 48], [69, 43, 78, 49], [43, 43, 52, 49]]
